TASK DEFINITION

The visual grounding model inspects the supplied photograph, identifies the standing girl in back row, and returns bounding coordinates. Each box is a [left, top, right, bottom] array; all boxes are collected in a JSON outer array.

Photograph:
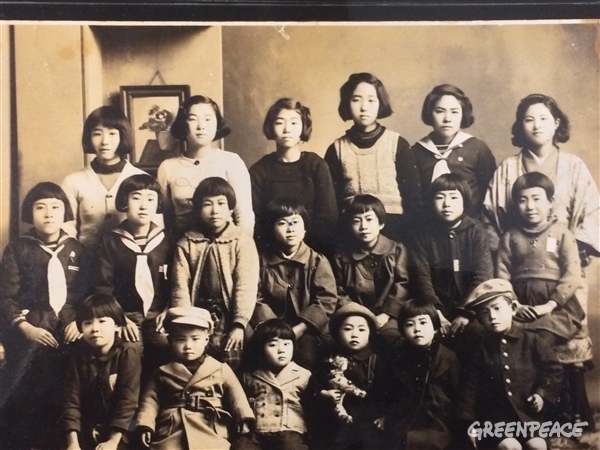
[[412, 84, 496, 220], [325, 73, 423, 243]]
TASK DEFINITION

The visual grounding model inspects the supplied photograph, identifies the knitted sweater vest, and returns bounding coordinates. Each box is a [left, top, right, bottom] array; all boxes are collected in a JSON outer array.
[[333, 129, 403, 214]]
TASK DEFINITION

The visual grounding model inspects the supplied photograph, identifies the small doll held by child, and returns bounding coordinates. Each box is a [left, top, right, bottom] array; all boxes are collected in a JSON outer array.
[[0, 182, 89, 449], [496, 172, 584, 345], [457, 279, 563, 450], [171, 177, 259, 371], [306, 303, 385, 450], [251, 197, 338, 370], [233, 319, 311, 450], [136, 306, 254, 450], [62, 293, 142, 450], [373, 300, 459, 450], [334, 194, 410, 348], [96, 174, 172, 373], [409, 173, 492, 360]]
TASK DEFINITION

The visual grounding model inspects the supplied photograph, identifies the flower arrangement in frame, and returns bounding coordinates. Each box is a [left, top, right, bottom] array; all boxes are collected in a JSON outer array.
[[120, 85, 190, 173]]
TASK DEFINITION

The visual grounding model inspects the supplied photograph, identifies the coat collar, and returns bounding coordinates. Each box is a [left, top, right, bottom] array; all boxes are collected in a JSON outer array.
[[264, 241, 311, 266], [111, 221, 164, 242], [159, 355, 223, 385], [337, 346, 374, 362], [249, 361, 304, 389], [430, 215, 476, 235], [81, 337, 125, 363], [417, 130, 473, 155], [349, 234, 396, 261], [21, 228, 75, 248], [183, 222, 241, 244], [517, 216, 558, 235]]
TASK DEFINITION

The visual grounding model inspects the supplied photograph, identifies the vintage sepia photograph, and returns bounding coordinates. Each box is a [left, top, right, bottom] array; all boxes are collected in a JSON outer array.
[[0, 18, 598, 450]]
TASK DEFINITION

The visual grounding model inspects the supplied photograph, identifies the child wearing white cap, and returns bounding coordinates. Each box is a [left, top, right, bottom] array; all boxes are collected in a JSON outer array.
[[456, 279, 562, 450], [136, 306, 254, 450]]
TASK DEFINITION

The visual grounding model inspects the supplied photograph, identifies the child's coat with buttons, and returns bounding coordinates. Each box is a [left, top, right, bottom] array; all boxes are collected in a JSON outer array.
[[241, 361, 311, 434]]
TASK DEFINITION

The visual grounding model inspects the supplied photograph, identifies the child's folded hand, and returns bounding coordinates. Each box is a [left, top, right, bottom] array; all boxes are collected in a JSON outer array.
[[376, 313, 390, 329], [224, 325, 244, 352], [320, 389, 342, 403], [514, 304, 539, 322], [137, 427, 153, 448], [17, 322, 59, 348], [451, 316, 469, 336], [437, 310, 452, 336], [64, 321, 83, 344], [527, 394, 544, 413], [120, 317, 140, 342]]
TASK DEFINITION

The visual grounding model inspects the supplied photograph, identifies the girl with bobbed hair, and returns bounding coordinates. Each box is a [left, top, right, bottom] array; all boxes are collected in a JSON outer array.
[[250, 98, 337, 254], [157, 95, 254, 239], [325, 73, 423, 244], [412, 84, 496, 219], [62, 106, 149, 249]]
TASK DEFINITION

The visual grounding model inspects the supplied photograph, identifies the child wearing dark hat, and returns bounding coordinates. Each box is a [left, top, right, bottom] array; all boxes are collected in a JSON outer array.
[[457, 279, 563, 450], [0, 182, 90, 449], [373, 299, 459, 450], [306, 303, 385, 450], [136, 306, 254, 450], [496, 172, 583, 345]]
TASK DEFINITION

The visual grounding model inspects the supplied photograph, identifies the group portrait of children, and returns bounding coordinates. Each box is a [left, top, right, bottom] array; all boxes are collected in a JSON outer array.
[[0, 63, 598, 450]]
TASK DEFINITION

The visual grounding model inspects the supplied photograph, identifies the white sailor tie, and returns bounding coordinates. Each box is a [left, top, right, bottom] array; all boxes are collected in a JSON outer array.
[[431, 152, 453, 182], [40, 244, 67, 314], [119, 233, 165, 316]]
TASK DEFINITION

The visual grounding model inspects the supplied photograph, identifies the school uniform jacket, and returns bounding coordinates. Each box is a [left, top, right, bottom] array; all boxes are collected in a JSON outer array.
[[409, 216, 492, 319], [333, 235, 410, 319], [97, 222, 172, 317], [171, 223, 259, 328], [376, 341, 459, 450], [0, 229, 88, 330], [241, 362, 311, 434], [62, 338, 142, 444], [457, 323, 563, 424], [136, 356, 254, 450], [252, 242, 338, 333], [412, 132, 496, 218]]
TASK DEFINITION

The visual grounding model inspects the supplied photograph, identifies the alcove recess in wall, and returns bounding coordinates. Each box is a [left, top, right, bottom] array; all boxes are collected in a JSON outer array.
[[86, 24, 224, 128]]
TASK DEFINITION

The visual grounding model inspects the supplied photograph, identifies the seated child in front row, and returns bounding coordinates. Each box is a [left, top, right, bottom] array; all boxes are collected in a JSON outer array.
[[0, 182, 89, 450], [171, 177, 259, 371], [62, 293, 142, 450], [334, 194, 409, 348], [136, 306, 254, 450], [306, 303, 385, 450], [496, 172, 584, 345], [409, 173, 492, 359], [234, 319, 311, 450], [96, 174, 172, 372], [251, 198, 338, 370], [457, 279, 563, 450], [374, 299, 459, 450]]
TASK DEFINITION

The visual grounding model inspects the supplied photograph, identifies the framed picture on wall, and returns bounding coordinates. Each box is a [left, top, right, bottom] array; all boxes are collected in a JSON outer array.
[[120, 84, 190, 174]]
